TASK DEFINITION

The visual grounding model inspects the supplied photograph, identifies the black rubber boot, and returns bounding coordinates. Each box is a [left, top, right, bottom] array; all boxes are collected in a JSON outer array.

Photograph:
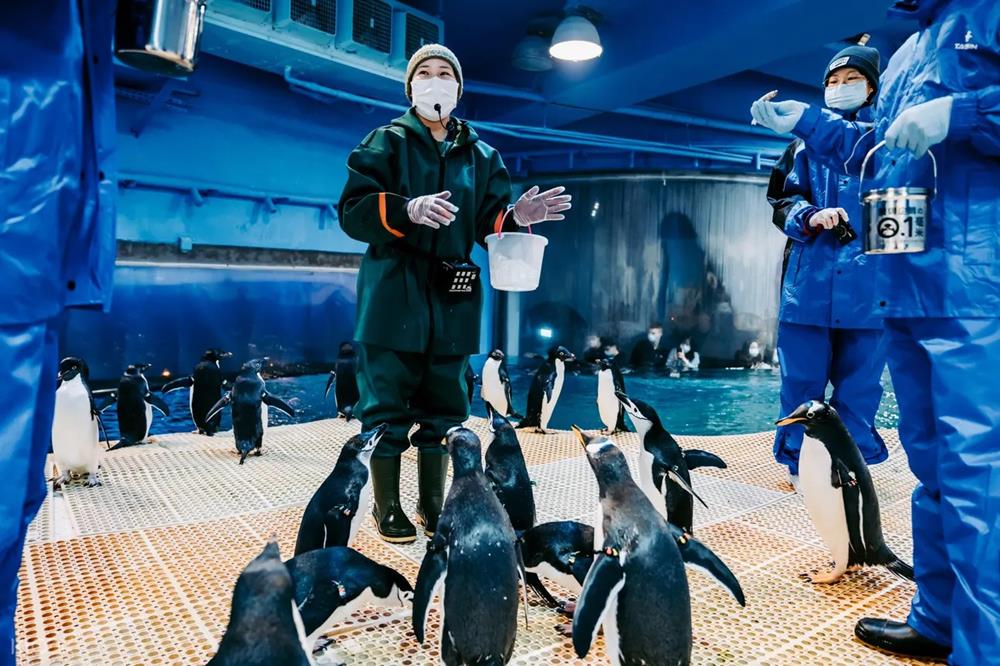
[[854, 618, 950, 662], [415, 450, 449, 536], [370, 456, 416, 544]]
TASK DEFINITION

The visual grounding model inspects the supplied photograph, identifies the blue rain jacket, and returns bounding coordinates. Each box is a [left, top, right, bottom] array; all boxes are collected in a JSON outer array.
[[767, 107, 882, 330], [792, 0, 1000, 319], [0, 0, 117, 326]]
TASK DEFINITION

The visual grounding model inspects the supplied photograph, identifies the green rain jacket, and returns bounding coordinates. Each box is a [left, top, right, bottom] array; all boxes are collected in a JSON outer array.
[[339, 109, 518, 356]]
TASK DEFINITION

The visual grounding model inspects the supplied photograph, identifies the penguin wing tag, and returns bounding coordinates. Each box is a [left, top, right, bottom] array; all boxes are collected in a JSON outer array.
[[683, 449, 727, 470], [145, 393, 171, 417], [412, 542, 448, 644], [572, 554, 625, 659], [673, 528, 746, 606], [262, 393, 296, 418]]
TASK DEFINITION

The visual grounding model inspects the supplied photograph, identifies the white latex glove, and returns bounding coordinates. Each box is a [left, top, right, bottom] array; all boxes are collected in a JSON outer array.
[[512, 185, 573, 226], [884, 96, 952, 159], [750, 95, 808, 135], [809, 207, 848, 231], [406, 191, 459, 229]]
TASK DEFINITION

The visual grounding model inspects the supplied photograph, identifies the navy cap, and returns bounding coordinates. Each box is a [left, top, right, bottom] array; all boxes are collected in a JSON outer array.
[[824, 44, 880, 92]]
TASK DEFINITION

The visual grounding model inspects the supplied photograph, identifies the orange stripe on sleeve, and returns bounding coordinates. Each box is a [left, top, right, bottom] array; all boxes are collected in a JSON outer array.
[[494, 208, 506, 235], [379, 192, 405, 238]]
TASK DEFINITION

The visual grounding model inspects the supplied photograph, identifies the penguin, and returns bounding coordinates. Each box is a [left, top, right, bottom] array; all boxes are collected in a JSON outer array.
[[520, 521, 594, 613], [481, 349, 521, 419], [412, 427, 526, 666], [596, 358, 629, 435], [285, 546, 412, 654], [517, 345, 576, 434], [51, 357, 108, 490], [464, 363, 480, 406], [108, 364, 170, 449], [206, 358, 296, 464], [207, 539, 313, 666], [161, 348, 232, 436], [484, 403, 535, 534], [776, 400, 914, 584], [294, 425, 387, 555], [323, 342, 359, 421], [616, 390, 726, 533], [571, 428, 745, 665]]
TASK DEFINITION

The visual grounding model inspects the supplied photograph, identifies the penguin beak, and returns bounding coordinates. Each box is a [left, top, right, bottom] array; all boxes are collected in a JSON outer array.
[[364, 424, 388, 450], [571, 425, 589, 448], [776, 403, 810, 426]]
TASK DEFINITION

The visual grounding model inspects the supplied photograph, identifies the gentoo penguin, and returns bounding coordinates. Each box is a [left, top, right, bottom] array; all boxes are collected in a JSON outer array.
[[161, 348, 232, 436], [517, 345, 576, 434], [294, 425, 387, 555], [571, 428, 744, 665], [484, 403, 535, 534], [285, 546, 412, 653], [776, 401, 914, 584], [109, 364, 170, 449], [481, 349, 521, 419], [51, 357, 107, 490], [596, 358, 629, 435], [323, 342, 359, 421], [413, 427, 525, 665], [207, 539, 313, 666], [206, 359, 295, 464], [464, 363, 480, 406], [616, 391, 726, 533]]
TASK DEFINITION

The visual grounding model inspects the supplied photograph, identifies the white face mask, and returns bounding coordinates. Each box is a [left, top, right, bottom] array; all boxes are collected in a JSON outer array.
[[648, 332, 662, 345], [824, 81, 869, 111], [681, 344, 691, 353], [410, 77, 459, 122], [749, 343, 760, 357]]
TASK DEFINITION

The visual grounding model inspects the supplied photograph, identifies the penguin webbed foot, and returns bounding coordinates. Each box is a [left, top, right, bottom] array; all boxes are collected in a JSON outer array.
[[311, 635, 338, 656], [801, 566, 846, 584], [84, 474, 102, 488], [559, 600, 576, 616], [555, 621, 574, 637]]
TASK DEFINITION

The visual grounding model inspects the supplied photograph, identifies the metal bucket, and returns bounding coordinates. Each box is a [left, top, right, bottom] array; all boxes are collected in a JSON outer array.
[[115, 0, 208, 76], [859, 140, 937, 255]]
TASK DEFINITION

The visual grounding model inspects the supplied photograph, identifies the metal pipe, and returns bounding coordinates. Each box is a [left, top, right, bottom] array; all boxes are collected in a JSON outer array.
[[119, 171, 338, 208], [536, 171, 770, 184]]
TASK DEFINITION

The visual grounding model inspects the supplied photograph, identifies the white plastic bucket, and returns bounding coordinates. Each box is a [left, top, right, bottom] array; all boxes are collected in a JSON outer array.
[[485, 231, 549, 292]]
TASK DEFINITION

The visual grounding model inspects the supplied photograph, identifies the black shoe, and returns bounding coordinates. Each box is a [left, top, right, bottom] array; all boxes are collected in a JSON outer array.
[[415, 449, 449, 536], [370, 456, 416, 544], [854, 618, 950, 662]]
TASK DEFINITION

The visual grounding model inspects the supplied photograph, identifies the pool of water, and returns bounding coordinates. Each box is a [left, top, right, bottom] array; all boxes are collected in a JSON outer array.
[[99, 364, 899, 441]]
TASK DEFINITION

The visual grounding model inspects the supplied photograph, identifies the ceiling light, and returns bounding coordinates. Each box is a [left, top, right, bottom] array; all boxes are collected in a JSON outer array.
[[549, 14, 602, 62], [513, 34, 554, 71]]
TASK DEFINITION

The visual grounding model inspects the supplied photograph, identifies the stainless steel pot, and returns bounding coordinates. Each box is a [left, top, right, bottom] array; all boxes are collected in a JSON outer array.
[[859, 140, 937, 255], [115, 0, 208, 76]]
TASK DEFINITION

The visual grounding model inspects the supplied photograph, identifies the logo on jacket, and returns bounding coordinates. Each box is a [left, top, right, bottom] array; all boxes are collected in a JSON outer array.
[[955, 29, 978, 51]]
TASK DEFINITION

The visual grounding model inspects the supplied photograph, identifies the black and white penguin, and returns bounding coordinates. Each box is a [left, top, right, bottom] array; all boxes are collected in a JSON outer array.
[[517, 345, 576, 434], [294, 425, 387, 555], [484, 403, 535, 535], [206, 359, 295, 464], [51, 357, 107, 490], [481, 349, 520, 419], [596, 358, 629, 435], [323, 342, 359, 421], [413, 427, 525, 665], [776, 400, 914, 584], [616, 391, 726, 533], [520, 520, 594, 611], [285, 546, 412, 653], [571, 428, 744, 664], [109, 363, 170, 449], [162, 348, 232, 436], [207, 539, 313, 666]]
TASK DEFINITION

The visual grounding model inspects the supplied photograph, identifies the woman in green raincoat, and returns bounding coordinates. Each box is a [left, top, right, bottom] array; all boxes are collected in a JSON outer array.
[[338, 44, 571, 543]]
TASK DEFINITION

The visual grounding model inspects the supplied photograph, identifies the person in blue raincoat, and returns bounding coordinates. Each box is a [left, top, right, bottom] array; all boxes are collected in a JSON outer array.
[[766, 42, 888, 488], [0, 3, 116, 663], [751, 1, 999, 662]]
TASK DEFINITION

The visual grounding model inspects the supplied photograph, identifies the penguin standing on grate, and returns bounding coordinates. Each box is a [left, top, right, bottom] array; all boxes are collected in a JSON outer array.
[[481, 349, 521, 419], [615, 391, 726, 533], [323, 342, 359, 422], [108, 363, 170, 449], [518, 345, 575, 434], [776, 400, 913, 584], [161, 348, 232, 436], [51, 357, 109, 490], [294, 425, 387, 554], [596, 358, 629, 435], [205, 359, 296, 464]]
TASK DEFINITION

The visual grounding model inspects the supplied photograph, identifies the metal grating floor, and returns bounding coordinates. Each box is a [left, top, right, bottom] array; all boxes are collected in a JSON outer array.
[[16, 419, 928, 665]]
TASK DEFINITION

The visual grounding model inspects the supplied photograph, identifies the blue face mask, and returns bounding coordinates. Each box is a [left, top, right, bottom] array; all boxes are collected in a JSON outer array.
[[825, 81, 869, 111]]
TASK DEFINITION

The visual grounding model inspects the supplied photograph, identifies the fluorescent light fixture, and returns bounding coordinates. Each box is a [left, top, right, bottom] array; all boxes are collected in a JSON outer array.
[[549, 15, 603, 62], [539, 327, 554, 339]]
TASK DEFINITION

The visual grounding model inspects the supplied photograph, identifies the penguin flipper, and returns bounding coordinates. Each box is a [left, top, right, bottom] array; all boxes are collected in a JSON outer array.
[[572, 553, 624, 659], [322, 508, 355, 548], [666, 467, 709, 509], [524, 571, 560, 608], [205, 394, 232, 423], [324, 372, 336, 400], [145, 393, 171, 417], [412, 538, 448, 645], [262, 392, 296, 417], [683, 449, 727, 470], [673, 529, 746, 606], [95, 394, 117, 413], [161, 376, 193, 394]]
